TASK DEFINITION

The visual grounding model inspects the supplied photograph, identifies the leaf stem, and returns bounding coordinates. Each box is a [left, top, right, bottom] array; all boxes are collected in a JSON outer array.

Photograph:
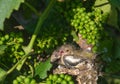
[[7, 0, 56, 74]]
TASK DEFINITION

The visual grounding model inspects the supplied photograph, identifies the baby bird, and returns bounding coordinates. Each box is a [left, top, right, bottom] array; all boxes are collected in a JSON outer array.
[[50, 44, 96, 69], [50, 44, 75, 63]]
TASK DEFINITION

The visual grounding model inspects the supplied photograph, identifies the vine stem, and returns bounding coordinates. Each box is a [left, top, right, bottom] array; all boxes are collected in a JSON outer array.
[[7, 54, 29, 74], [27, 0, 56, 52], [7, 0, 56, 74]]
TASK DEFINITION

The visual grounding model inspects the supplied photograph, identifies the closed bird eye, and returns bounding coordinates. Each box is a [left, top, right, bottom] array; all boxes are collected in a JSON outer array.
[[66, 49, 69, 52]]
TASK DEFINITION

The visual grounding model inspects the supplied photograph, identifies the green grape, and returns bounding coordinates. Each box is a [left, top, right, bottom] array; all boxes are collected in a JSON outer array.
[[79, 30, 83, 34], [86, 28, 91, 33], [85, 15, 89, 20], [68, 81, 74, 84], [91, 41, 95, 45], [13, 80, 19, 84], [46, 80, 52, 84], [78, 26, 83, 30], [80, 17, 85, 22], [60, 74, 65, 78], [65, 75, 72, 81], [84, 20, 88, 24], [48, 74, 53, 80], [89, 21, 95, 25], [24, 77, 30, 84], [90, 26, 95, 30], [52, 74, 58, 81], [1, 37, 5, 41], [87, 12, 92, 16], [77, 8, 85, 13], [91, 36, 95, 40], [80, 22, 84, 26], [0, 41, 3, 45], [82, 34, 87, 39], [18, 38, 23, 43], [74, 23, 78, 28], [82, 30, 86, 34], [16, 76, 23, 83], [30, 79, 36, 84], [14, 44, 20, 50], [4, 34, 9, 40], [61, 80, 67, 84], [78, 15, 82, 19], [87, 39, 92, 44], [56, 77, 62, 83], [18, 51, 24, 56], [81, 13, 86, 17]]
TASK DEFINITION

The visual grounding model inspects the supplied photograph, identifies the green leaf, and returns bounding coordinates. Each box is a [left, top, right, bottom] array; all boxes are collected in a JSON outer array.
[[113, 38, 120, 59], [94, 0, 119, 29], [0, 68, 7, 84], [109, 0, 120, 10], [0, 45, 7, 55], [0, 0, 24, 30], [35, 58, 52, 79], [107, 6, 119, 29], [94, 0, 111, 13]]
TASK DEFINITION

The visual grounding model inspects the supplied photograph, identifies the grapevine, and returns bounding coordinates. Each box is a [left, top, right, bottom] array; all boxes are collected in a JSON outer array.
[[0, 0, 120, 84]]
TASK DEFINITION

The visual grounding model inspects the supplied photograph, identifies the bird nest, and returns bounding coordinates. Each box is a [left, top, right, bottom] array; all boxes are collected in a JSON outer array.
[[50, 43, 101, 84], [53, 59, 99, 84]]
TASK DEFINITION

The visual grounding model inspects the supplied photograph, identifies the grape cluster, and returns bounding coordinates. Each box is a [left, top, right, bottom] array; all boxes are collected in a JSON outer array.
[[0, 32, 24, 66], [60, 1, 109, 52], [46, 74, 74, 84], [70, 8, 105, 45], [13, 75, 36, 84]]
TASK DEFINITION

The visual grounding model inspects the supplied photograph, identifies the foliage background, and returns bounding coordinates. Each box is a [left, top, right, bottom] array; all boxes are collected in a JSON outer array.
[[0, 0, 120, 84]]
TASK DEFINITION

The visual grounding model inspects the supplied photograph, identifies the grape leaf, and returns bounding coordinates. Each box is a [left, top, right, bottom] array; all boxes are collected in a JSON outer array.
[[94, 0, 111, 13], [113, 38, 120, 59], [94, 0, 119, 31], [0, 0, 24, 30], [109, 0, 120, 10], [35, 58, 52, 79]]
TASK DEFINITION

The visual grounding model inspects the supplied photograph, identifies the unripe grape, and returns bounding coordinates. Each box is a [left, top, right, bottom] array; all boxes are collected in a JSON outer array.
[[56, 77, 62, 83], [13, 80, 19, 84], [0, 41, 3, 45], [53, 74, 58, 81], [69, 81, 74, 84], [49, 74, 53, 80], [24, 77, 30, 84], [4, 34, 9, 40], [65, 75, 72, 81], [16, 76, 23, 82], [60, 74, 65, 78], [61, 80, 67, 84], [30, 79, 36, 84], [47, 81, 52, 84]]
